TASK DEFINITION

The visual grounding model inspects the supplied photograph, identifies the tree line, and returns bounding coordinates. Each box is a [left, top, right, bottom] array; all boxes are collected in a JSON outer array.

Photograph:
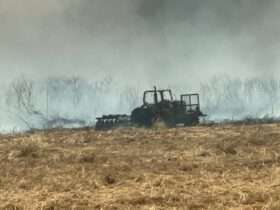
[[1, 75, 280, 131]]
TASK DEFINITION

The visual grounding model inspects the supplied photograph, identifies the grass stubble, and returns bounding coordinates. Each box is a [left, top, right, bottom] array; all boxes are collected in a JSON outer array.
[[0, 124, 280, 209]]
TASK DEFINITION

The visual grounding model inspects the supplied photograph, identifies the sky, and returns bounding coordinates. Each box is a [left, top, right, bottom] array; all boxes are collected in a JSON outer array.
[[0, 0, 280, 88]]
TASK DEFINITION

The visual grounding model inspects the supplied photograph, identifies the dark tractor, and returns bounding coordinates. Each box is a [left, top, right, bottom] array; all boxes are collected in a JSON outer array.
[[95, 87, 206, 130]]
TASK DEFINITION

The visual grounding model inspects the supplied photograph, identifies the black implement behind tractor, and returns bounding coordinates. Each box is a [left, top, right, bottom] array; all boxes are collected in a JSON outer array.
[[95, 87, 206, 130]]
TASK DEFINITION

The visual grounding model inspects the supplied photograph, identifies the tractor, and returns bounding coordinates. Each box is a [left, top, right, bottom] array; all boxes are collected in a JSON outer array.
[[95, 87, 205, 130]]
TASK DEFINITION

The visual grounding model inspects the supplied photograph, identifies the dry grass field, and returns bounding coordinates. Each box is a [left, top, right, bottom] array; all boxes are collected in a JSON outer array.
[[1, 124, 280, 209]]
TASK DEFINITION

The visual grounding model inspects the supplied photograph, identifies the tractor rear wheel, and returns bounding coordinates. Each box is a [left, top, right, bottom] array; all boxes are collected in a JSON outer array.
[[131, 107, 155, 127]]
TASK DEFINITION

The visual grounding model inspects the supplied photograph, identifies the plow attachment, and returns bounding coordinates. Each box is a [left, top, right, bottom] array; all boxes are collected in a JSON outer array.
[[95, 115, 131, 130]]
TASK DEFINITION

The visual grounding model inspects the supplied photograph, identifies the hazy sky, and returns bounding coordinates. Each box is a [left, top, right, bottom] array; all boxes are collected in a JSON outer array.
[[1, 0, 280, 87]]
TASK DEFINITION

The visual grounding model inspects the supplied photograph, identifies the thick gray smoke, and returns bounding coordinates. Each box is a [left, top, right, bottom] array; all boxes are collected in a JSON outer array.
[[1, 0, 280, 131], [1, 0, 280, 83]]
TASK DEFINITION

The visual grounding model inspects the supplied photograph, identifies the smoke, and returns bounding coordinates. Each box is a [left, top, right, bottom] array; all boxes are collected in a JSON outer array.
[[1, 0, 280, 84], [1, 0, 280, 131]]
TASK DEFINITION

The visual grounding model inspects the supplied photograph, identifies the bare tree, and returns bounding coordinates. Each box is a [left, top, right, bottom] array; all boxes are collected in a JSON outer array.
[[119, 86, 140, 112], [5, 77, 46, 130], [5, 78, 29, 129], [7, 77, 34, 113], [260, 79, 279, 116], [70, 76, 83, 106]]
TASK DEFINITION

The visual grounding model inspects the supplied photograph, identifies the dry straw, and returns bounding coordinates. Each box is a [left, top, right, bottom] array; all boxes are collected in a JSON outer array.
[[0, 124, 280, 209]]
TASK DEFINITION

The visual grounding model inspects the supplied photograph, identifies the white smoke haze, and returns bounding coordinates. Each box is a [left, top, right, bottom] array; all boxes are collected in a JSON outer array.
[[1, 0, 280, 131], [1, 75, 280, 132]]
